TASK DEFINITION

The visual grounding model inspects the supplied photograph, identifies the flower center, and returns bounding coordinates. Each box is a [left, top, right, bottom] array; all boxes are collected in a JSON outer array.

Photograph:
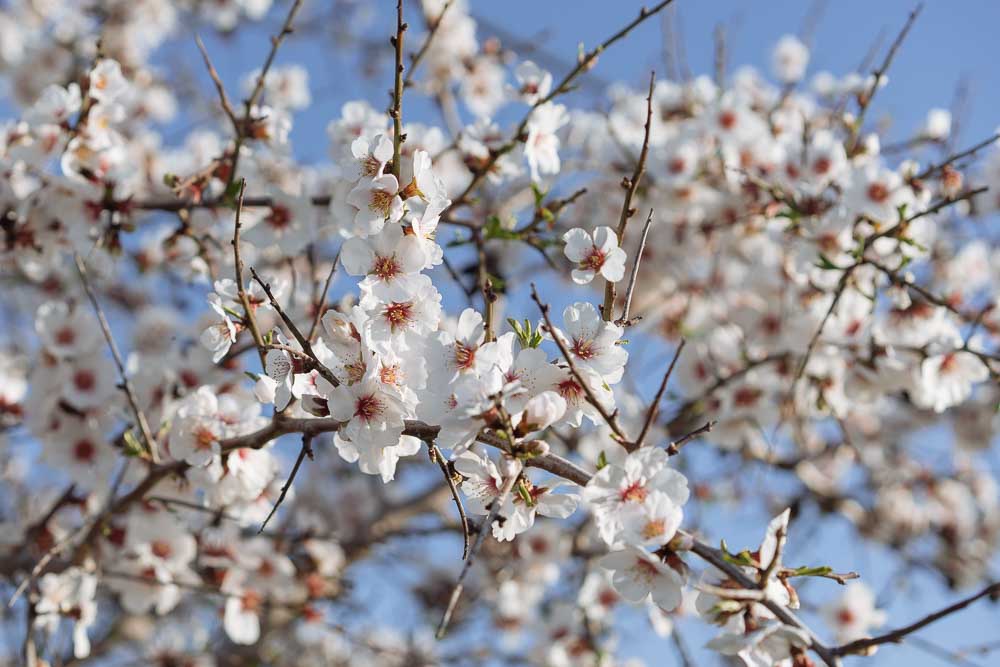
[[241, 590, 262, 613], [194, 425, 218, 450], [454, 342, 476, 371], [939, 353, 958, 374], [372, 255, 401, 281], [581, 247, 606, 272], [620, 481, 648, 503], [73, 439, 96, 463], [642, 519, 666, 540], [55, 327, 76, 346], [361, 154, 382, 177], [379, 364, 400, 386], [571, 338, 596, 360], [384, 302, 414, 330], [151, 540, 172, 559], [866, 182, 889, 204], [368, 188, 394, 217], [73, 369, 96, 392], [354, 394, 385, 422], [557, 378, 584, 404], [266, 205, 292, 230]]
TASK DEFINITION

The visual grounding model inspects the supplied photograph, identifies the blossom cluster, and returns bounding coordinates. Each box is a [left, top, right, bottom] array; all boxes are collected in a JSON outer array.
[[0, 0, 997, 666]]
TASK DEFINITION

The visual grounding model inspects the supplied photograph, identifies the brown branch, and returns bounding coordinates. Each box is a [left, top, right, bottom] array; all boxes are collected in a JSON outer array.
[[194, 34, 240, 132], [249, 267, 340, 388], [615, 208, 654, 327], [429, 443, 470, 560], [436, 461, 520, 638], [685, 535, 843, 667], [404, 0, 452, 89], [245, 0, 306, 113], [231, 180, 267, 366], [74, 253, 158, 463], [390, 0, 407, 180], [604, 70, 655, 321], [794, 266, 855, 384], [449, 0, 676, 213], [834, 583, 1000, 656], [913, 132, 1000, 181], [665, 420, 715, 456], [258, 434, 314, 533], [847, 4, 923, 155], [632, 338, 686, 451], [307, 249, 340, 342]]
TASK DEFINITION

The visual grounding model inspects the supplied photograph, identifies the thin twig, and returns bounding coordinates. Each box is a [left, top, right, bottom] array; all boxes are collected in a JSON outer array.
[[194, 34, 240, 132], [914, 133, 1000, 181], [245, 0, 306, 113], [429, 443, 470, 560], [74, 253, 158, 463], [258, 434, 314, 533], [231, 180, 266, 366], [249, 267, 340, 387], [307, 249, 341, 342], [834, 583, 1000, 656], [847, 4, 923, 154], [404, 0, 452, 88], [436, 461, 521, 638], [632, 339, 686, 451], [449, 1, 676, 213], [616, 208, 654, 327], [604, 70, 655, 321], [665, 420, 716, 456]]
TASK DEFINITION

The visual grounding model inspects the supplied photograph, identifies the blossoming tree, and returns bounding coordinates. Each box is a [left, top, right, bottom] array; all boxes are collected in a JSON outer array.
[[1, 0, 998, 665]]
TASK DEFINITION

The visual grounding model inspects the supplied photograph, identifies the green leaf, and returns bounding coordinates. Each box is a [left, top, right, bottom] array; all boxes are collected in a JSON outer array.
[[789, 565, 833, 577], [220, 179, 244, 209], [596, 450, 608, 470], [122, 430, 144, 457], [814, 253, 842, 271], [484, 215, 521, 241], [530, 183, 548, 207]]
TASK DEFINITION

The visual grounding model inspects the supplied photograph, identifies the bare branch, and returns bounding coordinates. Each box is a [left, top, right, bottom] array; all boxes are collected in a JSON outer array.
[[604, 70, 655, 321], [194, 34, 240, 132], [632, 338, 686, 451], [258, 434, 314, 533], [847, 4, 923, 154], [835, 583, 1000, 656], [436, 461, 521, 638], [249, 267, 341, 388], [74, 253, 158, 463], [615, 208, 654, 327], [390, 0, 407, 180], [429, 443, 470, 560]]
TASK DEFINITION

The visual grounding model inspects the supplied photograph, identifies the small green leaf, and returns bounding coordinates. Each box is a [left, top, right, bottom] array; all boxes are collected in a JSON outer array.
[[122, 430, 144, 457], [596, 450, 608, 470], [789, 565, 833, 577]]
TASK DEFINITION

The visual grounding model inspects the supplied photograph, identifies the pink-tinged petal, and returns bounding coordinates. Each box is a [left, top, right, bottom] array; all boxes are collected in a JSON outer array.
[[562, 227, 592, 262]]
